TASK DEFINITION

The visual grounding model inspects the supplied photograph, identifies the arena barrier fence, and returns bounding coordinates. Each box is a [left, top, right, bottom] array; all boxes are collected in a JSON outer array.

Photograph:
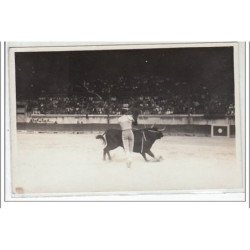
[[16, 114, 235, 137]]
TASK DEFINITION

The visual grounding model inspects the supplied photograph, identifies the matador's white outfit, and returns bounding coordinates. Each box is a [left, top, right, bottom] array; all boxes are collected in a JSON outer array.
[[118, 114, 134, 167]]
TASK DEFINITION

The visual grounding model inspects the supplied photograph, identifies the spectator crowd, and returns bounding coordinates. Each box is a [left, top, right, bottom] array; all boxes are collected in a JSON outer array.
[[21, 77, 235, 116]]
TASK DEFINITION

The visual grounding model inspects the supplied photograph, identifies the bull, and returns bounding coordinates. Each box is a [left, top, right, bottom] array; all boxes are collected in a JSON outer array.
[[96, 126, 166, 162]]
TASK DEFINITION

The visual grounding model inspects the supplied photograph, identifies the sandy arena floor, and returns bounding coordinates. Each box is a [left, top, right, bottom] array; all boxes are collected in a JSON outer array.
[[12, 133, 243, 194]]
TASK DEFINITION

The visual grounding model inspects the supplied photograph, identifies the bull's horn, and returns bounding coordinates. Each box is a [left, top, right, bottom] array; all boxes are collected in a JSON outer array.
[[158, 126, 166, 132], [151, 123, 155, 128]]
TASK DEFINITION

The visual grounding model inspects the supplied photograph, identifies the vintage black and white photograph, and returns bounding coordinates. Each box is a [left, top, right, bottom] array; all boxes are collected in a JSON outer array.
[[7, 42, 245, 198]]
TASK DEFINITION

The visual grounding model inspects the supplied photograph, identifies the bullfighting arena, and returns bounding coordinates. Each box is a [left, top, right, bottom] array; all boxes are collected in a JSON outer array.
[[12, 132, 243, 195]]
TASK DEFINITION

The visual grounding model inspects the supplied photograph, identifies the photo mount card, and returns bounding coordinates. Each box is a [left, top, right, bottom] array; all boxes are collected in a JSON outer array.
[[5, 42, 245, 201]]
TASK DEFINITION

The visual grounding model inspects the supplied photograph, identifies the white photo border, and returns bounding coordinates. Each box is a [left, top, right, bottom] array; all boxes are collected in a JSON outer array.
[[4, 42, 246, 201]]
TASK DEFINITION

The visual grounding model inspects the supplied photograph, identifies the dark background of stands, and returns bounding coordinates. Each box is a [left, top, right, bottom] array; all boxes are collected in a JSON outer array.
[[15, 46, 235, 117]]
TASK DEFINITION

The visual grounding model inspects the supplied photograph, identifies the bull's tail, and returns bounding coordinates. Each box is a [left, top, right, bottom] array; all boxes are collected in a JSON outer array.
[[96, 132, 107, 146]]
